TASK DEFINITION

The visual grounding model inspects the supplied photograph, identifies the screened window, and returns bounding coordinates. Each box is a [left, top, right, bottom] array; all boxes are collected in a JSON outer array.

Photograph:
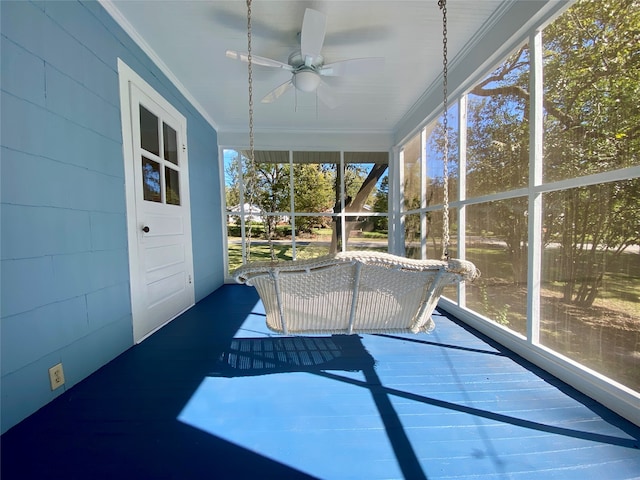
[[397, 0, 639, 394], [224, 149, 389, 274]]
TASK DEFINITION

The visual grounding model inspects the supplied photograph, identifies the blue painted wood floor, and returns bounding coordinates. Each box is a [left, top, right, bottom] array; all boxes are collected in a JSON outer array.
[[2, 285, 639, 479]]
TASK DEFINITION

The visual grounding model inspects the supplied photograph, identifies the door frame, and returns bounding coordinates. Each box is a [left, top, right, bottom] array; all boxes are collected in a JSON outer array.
[[117, 58, 195, 343]]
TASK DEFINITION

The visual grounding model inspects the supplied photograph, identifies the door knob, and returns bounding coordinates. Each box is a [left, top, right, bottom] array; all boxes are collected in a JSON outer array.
[[142, 226, 150, 233]]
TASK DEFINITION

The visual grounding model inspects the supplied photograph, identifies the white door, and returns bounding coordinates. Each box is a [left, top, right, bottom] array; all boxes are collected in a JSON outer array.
[[119, 61, 195, 343]]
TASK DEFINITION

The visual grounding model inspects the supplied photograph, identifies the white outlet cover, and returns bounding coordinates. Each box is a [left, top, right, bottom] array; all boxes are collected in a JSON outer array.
[[48, 363, 65, 390]]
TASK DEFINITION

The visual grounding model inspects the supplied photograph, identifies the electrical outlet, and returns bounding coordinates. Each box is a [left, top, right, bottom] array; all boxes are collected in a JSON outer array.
[[48, 363, 65, 390]]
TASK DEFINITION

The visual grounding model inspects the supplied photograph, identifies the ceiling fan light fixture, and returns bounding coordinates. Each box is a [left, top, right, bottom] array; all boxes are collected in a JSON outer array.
[[293, 70, 321, 92]]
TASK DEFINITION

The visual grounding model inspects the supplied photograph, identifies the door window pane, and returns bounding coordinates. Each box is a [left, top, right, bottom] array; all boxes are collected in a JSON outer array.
[[139, 106, 160, 156], [165, 166, 180, 205], [142, 156, 161, 202], [163, 122, 178, 165]]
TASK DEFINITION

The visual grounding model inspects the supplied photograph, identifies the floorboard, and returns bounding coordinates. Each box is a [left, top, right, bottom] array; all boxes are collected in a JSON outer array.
[[2, 285, 639, 479]]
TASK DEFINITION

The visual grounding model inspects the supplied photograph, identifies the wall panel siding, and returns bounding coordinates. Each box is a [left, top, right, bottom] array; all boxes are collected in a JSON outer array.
[[1, 296, 89, 375], [0, 40, 46, 105], [1, 204, 92, 259], [1, 93, 50, 156], [0, 0, 222, 433], [86, 283, 131, 330], [1, 257, 57, 317], [89, 211, 128, 251]]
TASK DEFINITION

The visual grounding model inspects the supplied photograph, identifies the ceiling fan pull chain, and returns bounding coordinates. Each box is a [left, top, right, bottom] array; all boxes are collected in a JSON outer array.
[[439, 0, 450, 261]]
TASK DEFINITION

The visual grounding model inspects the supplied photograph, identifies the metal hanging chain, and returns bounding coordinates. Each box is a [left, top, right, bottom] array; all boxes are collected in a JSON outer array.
[[244, 0, 256, 262], [439, 0, 450, 260], [247, 0, 254, 165], [244, 0, 276, 262]]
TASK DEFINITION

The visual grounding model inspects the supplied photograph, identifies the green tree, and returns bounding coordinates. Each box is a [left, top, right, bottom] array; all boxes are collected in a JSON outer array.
[[254, 162, 290, 247], [293, 163, 334, 233], [373, 176, 389, 231], [225, 155, 241, 210]]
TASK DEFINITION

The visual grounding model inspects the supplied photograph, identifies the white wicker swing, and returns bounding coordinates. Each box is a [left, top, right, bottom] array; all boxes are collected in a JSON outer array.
[[233, 0, 478, 335]]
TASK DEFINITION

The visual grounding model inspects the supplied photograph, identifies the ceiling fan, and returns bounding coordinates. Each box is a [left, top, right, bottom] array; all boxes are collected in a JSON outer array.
[[225, 8, 384, 108]]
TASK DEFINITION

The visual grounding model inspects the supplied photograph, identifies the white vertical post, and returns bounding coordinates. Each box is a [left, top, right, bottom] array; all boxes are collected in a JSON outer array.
[[458, 96, 468, 307], [340, 150, 346, 252], [420, 127, 427, 259], [527, 31, 544, 345], [390, 146, 405, 256], [238, 150, 248, 263], [289, 150, 296, 259]]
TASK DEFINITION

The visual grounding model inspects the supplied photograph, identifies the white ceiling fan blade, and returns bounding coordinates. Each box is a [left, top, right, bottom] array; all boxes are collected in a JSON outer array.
[[319, 57, 385, 77], [226, 50, 293, 70], [300, 9, 326, 66], [316, 81, 339, 110], [261, 80, 294, 103]]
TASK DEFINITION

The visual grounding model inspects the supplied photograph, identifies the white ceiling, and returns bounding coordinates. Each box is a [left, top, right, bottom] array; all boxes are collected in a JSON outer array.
[[104, 1, 561, 148]]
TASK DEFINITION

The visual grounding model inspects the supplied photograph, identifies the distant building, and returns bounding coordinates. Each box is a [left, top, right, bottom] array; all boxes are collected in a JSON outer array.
[[228, 203, 263, 223]]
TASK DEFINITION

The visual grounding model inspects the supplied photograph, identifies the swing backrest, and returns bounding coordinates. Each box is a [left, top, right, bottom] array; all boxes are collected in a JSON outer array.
[[233, 251, 479, 335]]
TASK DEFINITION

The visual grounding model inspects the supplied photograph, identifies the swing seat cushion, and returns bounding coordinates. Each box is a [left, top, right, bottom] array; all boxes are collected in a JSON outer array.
[[233, 251, 479, 335]]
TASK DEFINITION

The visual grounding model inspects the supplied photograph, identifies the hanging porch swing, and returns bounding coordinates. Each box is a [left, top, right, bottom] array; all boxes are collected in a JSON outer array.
[[232, 0, 479, 335]]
